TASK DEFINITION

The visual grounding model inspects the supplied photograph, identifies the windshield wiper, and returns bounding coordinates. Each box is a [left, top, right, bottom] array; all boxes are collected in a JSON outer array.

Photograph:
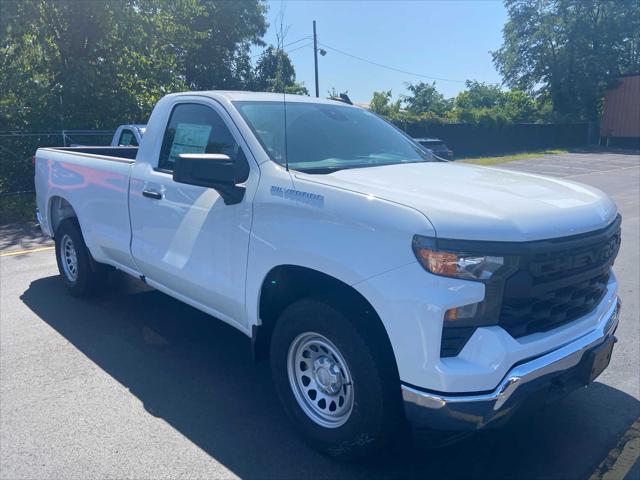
[[295, 158, 442, 174], [294, 166, 347, 174]]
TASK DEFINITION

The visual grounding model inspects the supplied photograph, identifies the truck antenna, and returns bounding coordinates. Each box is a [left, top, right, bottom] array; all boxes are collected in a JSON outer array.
[[283, 90, 289, 172], [275, 4, 289, 171]]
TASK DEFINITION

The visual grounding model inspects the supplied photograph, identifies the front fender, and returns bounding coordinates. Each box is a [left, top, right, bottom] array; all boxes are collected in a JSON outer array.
[[245, 165, 435, 328]]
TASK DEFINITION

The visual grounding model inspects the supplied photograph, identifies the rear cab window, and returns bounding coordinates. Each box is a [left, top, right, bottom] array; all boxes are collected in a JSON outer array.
[[118, 129, 138, 146]]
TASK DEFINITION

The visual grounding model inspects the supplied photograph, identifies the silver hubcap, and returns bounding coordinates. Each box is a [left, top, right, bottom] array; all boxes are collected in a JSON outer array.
[[60, 234, 78, 282], [287, 332, 354, 428]]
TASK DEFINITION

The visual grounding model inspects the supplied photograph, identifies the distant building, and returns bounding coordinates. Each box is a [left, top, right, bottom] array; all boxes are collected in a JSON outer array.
[[600, 73, 640, 149]]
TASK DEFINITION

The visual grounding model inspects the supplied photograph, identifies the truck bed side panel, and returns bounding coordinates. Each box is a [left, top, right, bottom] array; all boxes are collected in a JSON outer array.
[[35, 148, 137, 272]]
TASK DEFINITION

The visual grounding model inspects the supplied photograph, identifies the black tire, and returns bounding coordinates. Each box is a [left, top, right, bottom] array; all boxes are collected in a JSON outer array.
[[55, 218, 106, 297], [270, 298, 404, 459]]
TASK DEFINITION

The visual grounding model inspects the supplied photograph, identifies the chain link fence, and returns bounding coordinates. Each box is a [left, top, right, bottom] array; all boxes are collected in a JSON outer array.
[[0, 130, 114, 193], [0, 130, 113, 224]]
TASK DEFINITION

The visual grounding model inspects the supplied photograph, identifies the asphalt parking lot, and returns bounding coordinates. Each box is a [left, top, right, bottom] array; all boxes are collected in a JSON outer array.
[[1, 151, 638, 479]]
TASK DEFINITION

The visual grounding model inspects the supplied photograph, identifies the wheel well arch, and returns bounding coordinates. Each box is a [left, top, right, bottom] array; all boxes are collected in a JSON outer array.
[[254, 265, 400, 380], [48, 196, 77, 236]]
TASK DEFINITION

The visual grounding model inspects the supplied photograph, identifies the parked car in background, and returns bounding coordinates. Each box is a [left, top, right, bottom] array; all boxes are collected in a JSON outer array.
[[110, 124, 146, 146], [414, 137, 453, 159]]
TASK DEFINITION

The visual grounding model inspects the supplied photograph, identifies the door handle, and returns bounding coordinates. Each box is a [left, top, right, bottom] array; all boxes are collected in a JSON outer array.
[[142, 189, 163, 200]]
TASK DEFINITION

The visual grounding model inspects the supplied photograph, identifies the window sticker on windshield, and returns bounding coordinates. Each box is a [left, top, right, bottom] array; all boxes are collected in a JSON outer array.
[[168, 123, 212, 163]]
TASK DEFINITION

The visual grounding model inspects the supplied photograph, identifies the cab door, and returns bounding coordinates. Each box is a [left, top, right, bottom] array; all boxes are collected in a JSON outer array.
[[129, 99, 256, 329]]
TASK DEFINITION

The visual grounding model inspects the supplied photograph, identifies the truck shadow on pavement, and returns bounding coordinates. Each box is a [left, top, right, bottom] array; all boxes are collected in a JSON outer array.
[[21, 273, 640, 479]]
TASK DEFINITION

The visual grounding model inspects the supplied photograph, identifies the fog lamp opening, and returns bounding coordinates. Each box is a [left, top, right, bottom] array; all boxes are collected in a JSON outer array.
[[445, 303, 479, 322]]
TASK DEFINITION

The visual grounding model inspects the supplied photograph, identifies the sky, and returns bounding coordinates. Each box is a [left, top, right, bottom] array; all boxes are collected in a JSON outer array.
[[254, 0, 509, 104]]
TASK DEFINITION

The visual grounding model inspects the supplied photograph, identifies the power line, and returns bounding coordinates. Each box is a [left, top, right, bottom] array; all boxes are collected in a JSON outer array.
[[250, 36, 312, 59], [285, 42, 313, 55], [283, 36, 312, 49], [318, 42, 466, 84]]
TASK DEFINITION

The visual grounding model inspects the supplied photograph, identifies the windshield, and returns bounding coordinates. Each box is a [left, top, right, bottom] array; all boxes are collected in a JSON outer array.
[[234, 101, 436, 173], [421, 140, 443, 147]]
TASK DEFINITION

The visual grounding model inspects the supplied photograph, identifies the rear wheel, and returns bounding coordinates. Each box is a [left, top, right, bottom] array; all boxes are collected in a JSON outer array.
[[270, 298, 404, 458], [55, 218, 106, 297]]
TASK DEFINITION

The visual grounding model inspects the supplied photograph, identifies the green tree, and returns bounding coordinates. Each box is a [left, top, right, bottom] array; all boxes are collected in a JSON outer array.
[[0, 0, 129, 130], [454, 81, 504, 111], [450, 80, 541, 124], [0, 0, 269, 131], [254, 46, 309, 94], [178, 0, 267, 90], [451, 81, 504, 124], [369, 90, 402, 118], [403, 82, 452, 117], [493, 0, 640, 121], [500, 90, 539, 123]]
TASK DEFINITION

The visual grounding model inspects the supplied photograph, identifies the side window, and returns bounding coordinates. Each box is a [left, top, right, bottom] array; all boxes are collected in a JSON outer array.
[[118, 129, 138, 146], [158, 103, 249, 181]]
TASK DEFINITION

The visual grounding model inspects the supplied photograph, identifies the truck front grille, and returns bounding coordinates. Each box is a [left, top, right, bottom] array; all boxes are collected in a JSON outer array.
[[499, 218, 620, 338], [439, 215, 621, 358], [500, 271, 610, 337]]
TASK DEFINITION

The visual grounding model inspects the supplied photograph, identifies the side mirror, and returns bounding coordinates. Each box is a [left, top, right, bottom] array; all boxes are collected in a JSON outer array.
[[173, 153, 245, 205]]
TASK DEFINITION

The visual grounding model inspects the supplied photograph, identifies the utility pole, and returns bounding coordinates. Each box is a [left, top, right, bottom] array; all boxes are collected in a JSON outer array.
[[313, 20, 319, 97]]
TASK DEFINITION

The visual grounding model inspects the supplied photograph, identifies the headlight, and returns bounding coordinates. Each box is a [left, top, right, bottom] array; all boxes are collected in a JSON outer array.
[[411, 235, 520, 358], [412, 235, 505, 281]]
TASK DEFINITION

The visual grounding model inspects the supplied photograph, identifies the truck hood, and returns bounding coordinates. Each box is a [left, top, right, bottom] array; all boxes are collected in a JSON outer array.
[[297, 162, 617, 241]]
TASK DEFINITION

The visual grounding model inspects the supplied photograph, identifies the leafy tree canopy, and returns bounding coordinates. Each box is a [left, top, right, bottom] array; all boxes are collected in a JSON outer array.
[[493, 0, 640, 122], [0, 0, 268, 130], [403, 82, 453, 117], [369, 90, 402, 119], [451, 80, 542, 125], [454, 81, 504, 111], [253, 46, 309, 95], [370, 81, 545, 126]]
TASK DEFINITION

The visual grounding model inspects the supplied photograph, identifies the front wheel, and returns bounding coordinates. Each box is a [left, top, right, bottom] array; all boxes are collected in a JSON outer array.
[[270, 299, 404, 458], [55, 218, 106, 297]]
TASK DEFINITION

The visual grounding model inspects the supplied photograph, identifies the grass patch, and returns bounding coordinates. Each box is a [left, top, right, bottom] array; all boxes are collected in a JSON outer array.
[[0, 192, 36, 225], [460, 149, 568, 166]]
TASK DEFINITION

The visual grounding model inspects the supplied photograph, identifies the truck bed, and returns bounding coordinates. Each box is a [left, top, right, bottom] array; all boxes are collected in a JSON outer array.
[[40, 146, 138, 162], [35, 145, 138, 271]]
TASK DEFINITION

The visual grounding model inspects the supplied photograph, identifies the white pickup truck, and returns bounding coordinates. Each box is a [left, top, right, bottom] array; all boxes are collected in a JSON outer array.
[[110, 124, 146, 147], [35, 92, 622, 458]]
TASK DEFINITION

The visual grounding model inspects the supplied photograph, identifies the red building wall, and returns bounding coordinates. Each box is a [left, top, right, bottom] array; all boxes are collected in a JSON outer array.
[[600, 74, 640, 139]]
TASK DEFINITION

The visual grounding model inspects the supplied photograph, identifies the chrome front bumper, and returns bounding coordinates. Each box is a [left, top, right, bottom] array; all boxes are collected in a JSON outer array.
[[402, 297, 621, 430]]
